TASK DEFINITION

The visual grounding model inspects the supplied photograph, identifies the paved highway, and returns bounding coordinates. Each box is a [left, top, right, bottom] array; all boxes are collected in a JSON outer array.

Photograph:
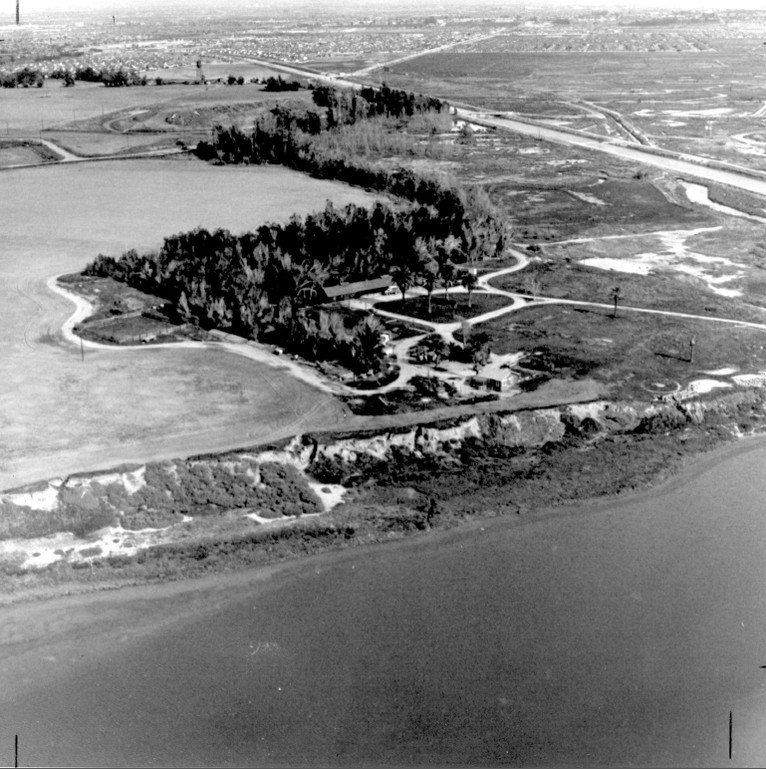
[[457, 107, 766, 196], [238, 55, 766, 198]]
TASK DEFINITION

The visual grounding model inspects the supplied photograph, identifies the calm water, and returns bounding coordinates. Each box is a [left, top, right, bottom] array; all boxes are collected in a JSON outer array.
[[2, 438, 766, 767]]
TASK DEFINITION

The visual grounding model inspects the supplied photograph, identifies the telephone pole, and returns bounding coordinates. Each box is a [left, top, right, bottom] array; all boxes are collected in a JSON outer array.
[[16, 0, 19, 26]]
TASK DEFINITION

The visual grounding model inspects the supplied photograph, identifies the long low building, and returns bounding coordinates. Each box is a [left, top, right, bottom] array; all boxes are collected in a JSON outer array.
[[320, 276, 393, 301]]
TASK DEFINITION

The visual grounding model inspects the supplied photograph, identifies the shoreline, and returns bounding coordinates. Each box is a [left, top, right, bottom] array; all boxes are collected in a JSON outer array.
[[2, 424, 764, 613]]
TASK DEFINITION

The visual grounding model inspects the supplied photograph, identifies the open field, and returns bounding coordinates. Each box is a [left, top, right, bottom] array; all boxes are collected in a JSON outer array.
[[144, 62, 284, 83], [0, 158, 382, 490], [476, 302, 766, 400], [523, 223, 766, 305], [43, 130, 178, 157], [0, 81, 209, 135], [0, 141, 56, 167], [385, 34, 766, 171], [494, 177, 705, 241], [0, 73, 312, 156]]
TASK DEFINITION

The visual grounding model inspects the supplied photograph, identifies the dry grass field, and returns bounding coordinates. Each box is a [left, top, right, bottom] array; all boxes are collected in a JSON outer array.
[[478, 302, 766, 400], [385, 33, 766, 171], [42, 130, 175, 157], [0, 158, 380, 490], [1, 75, 312, 156], [0, 142, 52, 167]]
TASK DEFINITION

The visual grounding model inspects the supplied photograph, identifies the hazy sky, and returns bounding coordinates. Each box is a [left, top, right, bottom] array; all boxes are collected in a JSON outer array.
[[9, 0, 766, 12]]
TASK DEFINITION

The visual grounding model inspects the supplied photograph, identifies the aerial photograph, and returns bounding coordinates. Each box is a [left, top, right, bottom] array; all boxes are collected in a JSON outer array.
[[2, 0, 766, 765]]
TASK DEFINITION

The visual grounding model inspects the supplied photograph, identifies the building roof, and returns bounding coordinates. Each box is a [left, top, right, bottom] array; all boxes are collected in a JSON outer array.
[[475, 353, 520, 383], [475, 362, 514, 383], [322, 276, 392, 299]]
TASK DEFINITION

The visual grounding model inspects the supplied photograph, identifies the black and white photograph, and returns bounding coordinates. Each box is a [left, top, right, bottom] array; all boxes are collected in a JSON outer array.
[[0, 0, 764, 765]]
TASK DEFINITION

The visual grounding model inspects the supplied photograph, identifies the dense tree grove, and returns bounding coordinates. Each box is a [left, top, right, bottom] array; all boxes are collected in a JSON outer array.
[[83, 188, 502, 372], [312, 84, 445, 125], [82, 198, 465, 371], [87, 82, 509, 372], [263, 75, 302, 91], [3, 64, 149, 87], [0, 66, 44, 87], [194, 111, 506, 265]]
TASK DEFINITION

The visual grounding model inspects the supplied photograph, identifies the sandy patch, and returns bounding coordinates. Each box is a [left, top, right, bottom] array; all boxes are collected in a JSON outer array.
[[688, 379, 733, 394], [674, 266, 743, 297], [579, 226, 746, 297], [733, 373, 766, 388], [567, 401, 609, 421], [307, 482, 347, 512], [65, 466, 147, 494], [569, 190, 607, 207], [2, 522, 183, 571], [451, 120, 488, 133], [4, 484, 60, 511], [580, 257, 655, 276], [662, 107, 732, 117]]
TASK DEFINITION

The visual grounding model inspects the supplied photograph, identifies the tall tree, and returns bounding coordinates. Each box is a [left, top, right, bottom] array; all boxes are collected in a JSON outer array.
[[353, 314, 384, 373], [390, 262, 414, 304], [460, 271, 478, 309], [465, 330, 491, 372], [420, 258, 439, 316], [610, 286, 622, 318]]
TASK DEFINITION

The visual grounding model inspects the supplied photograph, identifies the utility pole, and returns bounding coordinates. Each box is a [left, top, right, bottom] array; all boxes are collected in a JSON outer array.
[[16, 0, 19, 26]]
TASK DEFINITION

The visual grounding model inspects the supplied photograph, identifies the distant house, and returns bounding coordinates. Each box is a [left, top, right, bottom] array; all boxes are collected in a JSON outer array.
[[319, 276, 393, 302], [471, 360, 517, 392]]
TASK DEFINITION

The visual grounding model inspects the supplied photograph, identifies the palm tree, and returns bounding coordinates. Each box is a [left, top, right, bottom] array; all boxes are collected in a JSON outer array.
[[420, 258, 439, 316], [460, 271, 478, 309], [439, 260, 456, 304], [610, 286, 622, 318], [353, 314, 384, 373], [390, 263, 414, 305]]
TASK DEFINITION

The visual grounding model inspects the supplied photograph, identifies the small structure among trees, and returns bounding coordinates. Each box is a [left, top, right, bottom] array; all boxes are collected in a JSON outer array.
[[471, 358, 517, 392]]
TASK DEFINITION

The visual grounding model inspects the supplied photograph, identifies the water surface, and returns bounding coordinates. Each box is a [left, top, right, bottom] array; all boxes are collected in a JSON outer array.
[[2, 437, 766, 766]]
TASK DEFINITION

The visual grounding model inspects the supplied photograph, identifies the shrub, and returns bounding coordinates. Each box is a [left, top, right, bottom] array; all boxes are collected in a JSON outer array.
[[0, 501, 54, 540], [58, 484, 117, 537]]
